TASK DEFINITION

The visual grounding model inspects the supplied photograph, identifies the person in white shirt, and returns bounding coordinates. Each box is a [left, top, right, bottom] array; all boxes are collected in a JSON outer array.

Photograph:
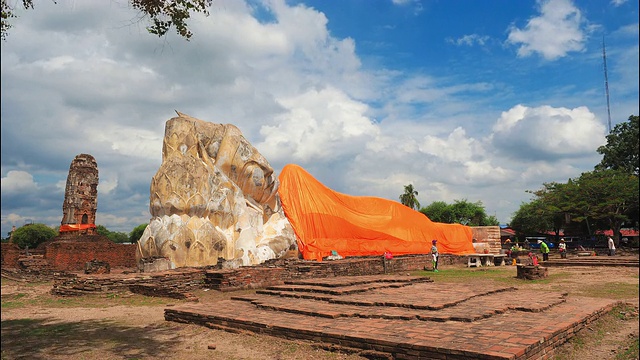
[[558, 238, 567, 259], [607, 237, 616, 256]]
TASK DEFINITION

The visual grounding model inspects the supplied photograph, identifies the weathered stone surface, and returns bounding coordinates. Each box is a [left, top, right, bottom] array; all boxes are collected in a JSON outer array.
[[84, 259, 110, 274], [516, 265, 549, 280], [137, 112, 297, 268], [61, 154, 99, 235]]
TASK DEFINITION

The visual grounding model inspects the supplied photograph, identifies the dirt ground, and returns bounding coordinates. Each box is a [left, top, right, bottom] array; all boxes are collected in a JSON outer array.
[[1, 264, 638, 360]]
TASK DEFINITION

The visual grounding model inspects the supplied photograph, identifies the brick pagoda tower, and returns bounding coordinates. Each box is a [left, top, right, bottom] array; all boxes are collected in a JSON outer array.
[[60, 154, 98, 235]]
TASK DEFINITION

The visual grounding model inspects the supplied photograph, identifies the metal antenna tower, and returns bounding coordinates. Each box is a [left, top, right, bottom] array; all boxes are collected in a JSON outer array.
[[602, 36, 612, 133]]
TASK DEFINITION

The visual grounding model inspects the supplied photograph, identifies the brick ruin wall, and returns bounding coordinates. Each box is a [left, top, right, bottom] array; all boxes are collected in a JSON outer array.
[[1, 243, 22, 268], [45, 240, 137, 271], [51, 268, 204, 296], [2, 240, 136, 272], [51, 253, 460, 295], [471, 226, 501, 254]]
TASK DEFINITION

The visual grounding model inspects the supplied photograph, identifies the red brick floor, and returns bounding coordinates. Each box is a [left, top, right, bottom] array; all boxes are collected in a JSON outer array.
[[165, 275, 619, 360]]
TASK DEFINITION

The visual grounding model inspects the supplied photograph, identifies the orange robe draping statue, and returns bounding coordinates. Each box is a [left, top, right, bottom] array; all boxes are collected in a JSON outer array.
[[278, 164, 475, 261]]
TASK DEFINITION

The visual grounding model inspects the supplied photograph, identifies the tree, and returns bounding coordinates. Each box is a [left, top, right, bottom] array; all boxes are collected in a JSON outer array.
[[509, 199, 554, 237], [11, 223, 57, 249], [96, 225, 129, 243], [596, 115, 639, 175], [96, 225, 110, 237], [515, 169, 639, 242], [420, 199, 499, 226], [399, 184, 420, 210], [528, 182, 575, 239], [130, 223, 148, 243], [1, 0, 212, 41], [420, 201, 453, 223], [571, 169, 639, 242], [450, 199, 497, 226]]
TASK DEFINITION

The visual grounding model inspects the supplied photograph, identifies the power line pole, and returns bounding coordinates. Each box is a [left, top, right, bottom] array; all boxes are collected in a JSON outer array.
[[602, 36, 612, 133]]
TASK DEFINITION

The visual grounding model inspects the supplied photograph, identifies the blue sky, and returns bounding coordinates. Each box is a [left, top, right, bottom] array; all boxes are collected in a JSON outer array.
[[1, 0, 638, 238]]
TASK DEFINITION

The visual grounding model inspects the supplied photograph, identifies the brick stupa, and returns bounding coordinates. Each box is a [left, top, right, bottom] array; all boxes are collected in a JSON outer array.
[[39, 154, 137, 271], [60, 153, 98, 235]]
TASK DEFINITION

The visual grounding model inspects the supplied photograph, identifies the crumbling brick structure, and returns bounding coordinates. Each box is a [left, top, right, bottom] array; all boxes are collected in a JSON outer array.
[[60, 154, 99, 235], [45, 234, 137, 271]]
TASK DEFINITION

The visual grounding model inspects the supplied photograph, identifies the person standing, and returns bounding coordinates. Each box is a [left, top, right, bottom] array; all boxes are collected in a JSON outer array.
[[558, 238, 567, 259], [431, 239, 439, 272], [538, 240, 550, 261], [608, 237, 616, 256]]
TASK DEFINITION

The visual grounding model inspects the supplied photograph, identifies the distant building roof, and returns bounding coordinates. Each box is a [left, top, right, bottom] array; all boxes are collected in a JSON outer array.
[[501, 228, 515, 236], [596, 229, 639, 237]]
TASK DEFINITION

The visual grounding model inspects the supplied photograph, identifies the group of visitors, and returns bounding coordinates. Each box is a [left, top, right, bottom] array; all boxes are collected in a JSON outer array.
[[427, 235, 617, 272]]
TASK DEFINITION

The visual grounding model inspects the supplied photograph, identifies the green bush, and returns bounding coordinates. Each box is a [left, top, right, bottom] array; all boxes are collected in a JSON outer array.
[[129, 224, 148, 243], [95, 225, 129, 243], [11, 224, 57, 249]]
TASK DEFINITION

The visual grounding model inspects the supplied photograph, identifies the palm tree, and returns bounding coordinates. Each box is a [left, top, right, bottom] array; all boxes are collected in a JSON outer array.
[[399, 184, 421, 210]]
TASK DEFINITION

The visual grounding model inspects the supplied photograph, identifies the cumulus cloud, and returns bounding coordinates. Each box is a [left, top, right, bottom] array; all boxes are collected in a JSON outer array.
[[420, 127, 478, 163], [258, 86, 379, 162], [506, 0, 589, 60], [1, 171, 38, 193], [492, 104, 607, 159]]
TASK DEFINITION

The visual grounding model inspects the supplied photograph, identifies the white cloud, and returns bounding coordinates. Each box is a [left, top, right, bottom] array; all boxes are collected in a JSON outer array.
[[1, 171, 38, 193], [611, 0, 628, 6], [391, 0, 423, 14], [420, 127, 478, 163], [492, 104, 607, 158], [258, 86, 379, 162], [98, 177, 118, 195], [507, 0, 589, 60], [446, 34, 490, 47]]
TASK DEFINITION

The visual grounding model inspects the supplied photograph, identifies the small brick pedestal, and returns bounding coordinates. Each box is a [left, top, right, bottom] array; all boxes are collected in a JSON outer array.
[[516, 265, 548, 280], [84, 259, 111, 274]]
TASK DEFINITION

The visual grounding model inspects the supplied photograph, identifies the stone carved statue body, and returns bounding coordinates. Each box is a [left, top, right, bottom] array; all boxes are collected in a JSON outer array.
[[137, 112, 296, 268]]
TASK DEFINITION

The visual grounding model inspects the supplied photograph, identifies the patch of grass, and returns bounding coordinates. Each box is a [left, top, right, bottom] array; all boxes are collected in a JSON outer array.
[[1, 318, 79, 337], [553, 304, 639, 360], [413, 267, 568, 287], [1, 293, 28, 309], [572, 282, 640, 300], [414, 267, 515, 280], [616, 336, 639, 360], [1, 290, 174, 310], [1, 278, 51, 287]]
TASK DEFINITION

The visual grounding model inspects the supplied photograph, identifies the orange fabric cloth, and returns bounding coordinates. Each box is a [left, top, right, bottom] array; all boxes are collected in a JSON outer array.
[[278, 164, 475, 261], [59, 224, 96, 232]]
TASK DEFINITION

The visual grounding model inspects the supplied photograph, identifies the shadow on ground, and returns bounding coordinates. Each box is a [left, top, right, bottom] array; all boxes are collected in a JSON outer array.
[[1, 317, 182, 360]]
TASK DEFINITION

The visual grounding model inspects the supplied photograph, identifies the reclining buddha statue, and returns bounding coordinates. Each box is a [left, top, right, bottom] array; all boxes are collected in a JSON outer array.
[[136, 112, 296, 268]]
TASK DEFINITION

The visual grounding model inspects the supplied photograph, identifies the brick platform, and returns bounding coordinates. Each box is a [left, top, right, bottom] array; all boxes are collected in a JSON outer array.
[[165, 275, 619, 360], [543, 255, 639, 267]]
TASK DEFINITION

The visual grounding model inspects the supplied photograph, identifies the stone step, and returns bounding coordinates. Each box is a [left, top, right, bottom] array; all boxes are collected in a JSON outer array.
[[230, 288, 566, 322], [264, 279, 430, 295], [256, 282, 518, 310], [283, 274, 431, 287], [543, 257, 639, 267], [165, 278, 619, 360]]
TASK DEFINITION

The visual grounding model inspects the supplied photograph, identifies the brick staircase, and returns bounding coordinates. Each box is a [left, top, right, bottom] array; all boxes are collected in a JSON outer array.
[[543, 255, 639, 267], [165, 275, 619, 360]]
